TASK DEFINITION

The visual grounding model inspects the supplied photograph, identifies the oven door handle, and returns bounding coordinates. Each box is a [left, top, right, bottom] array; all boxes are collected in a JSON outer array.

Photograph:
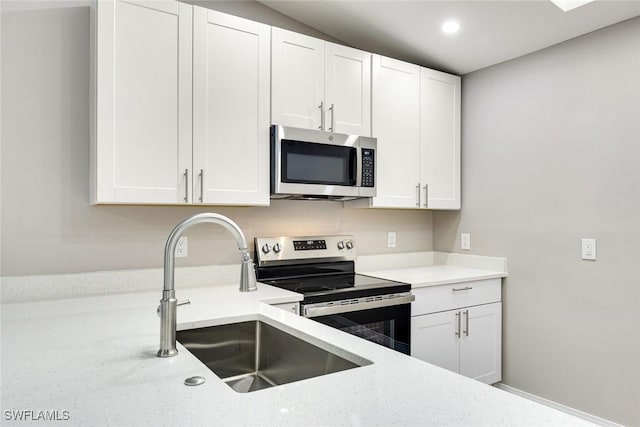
[[303, 294, 415, 318]]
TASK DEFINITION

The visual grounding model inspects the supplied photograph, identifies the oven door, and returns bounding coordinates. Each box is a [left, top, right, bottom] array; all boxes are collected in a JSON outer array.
[[302, 294, 413, 355]]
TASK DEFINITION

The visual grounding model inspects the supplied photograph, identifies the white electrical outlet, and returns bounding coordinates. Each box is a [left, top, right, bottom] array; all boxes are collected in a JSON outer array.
[[581, 238, 596, 260], [387, 232, 396, 248], [461, 233, 471, 251], [175, 236, 188, 258]]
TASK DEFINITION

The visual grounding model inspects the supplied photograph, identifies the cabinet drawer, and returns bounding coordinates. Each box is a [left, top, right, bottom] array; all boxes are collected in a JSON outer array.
[[412, 279, 501, 316]]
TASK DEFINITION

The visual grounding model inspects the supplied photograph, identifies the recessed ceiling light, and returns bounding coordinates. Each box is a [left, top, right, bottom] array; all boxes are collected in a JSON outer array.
[[442, 21, 460, 34], [549, 0, 595, 12]]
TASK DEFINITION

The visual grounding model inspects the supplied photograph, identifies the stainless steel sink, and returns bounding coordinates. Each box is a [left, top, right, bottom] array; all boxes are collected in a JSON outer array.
[[177, 319, 370, 393]]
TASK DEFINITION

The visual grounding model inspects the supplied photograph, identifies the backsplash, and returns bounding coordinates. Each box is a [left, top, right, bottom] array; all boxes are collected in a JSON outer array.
[[1, 198, 432, 276]]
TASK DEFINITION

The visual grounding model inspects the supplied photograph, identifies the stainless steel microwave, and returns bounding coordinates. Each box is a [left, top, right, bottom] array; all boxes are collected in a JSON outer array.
[[270, 125, 377, 201]]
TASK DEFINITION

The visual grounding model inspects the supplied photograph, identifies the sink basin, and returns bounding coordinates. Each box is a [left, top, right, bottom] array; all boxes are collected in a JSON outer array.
[[177, 319, 371, 393]]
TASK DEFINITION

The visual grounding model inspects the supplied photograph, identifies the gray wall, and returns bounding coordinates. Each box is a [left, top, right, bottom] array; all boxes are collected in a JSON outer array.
[[0, 3, 432, 277], [434, 17, 640, 425]]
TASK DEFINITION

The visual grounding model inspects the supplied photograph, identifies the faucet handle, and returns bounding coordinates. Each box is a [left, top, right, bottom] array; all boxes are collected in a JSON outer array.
[[156, 299, 191, 316], [239, 258, 258, 292]]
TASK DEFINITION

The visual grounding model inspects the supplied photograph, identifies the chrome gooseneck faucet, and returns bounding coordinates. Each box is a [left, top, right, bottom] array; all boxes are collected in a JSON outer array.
[[158, 213, 257, 358]]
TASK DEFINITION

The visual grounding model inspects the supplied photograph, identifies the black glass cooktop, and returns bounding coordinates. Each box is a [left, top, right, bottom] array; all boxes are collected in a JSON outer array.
[[259, 267, 410, 304]]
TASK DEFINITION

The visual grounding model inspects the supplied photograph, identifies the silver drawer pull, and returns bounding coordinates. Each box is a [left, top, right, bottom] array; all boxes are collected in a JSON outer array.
[[452, 286, 473, 292]]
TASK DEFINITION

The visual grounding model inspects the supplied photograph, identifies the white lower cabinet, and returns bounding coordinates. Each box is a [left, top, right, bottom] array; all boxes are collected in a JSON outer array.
[[411, 279, 502, 384]]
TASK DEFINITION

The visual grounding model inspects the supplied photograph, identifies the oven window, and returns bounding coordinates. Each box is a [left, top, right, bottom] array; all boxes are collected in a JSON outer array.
[[281, 139, 356, 186], [338, 320, 395, 347], [310, 304, 410, 355]]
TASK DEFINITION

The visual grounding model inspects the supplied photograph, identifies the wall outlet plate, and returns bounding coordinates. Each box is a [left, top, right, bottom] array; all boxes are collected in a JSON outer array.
[[387, 232, 396, 248], [461, 233, 471, 251], [581, 238, 596, 260], [175, 236, 188, 258]]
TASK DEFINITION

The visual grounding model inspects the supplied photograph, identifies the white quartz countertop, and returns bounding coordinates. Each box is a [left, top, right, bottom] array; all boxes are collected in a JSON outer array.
[[1, 280, 590, 426], [357, 251, 508, 288], [363, 265, 506, 288]]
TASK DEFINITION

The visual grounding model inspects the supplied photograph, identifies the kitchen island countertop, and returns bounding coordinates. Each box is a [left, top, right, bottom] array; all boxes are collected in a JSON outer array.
[[1, 280, 590, 426]]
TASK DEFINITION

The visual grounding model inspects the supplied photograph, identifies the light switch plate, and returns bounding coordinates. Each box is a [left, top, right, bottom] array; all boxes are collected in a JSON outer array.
[[581, 238, 596, 260]]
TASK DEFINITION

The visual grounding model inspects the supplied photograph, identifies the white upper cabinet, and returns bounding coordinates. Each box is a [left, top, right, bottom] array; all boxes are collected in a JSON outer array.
[[420, 68, 461, 210], [93, 0, 193, 204], [271, 28, 324, 130], [271, 28, 371, 136], [93, 1, 270, 206], [192, 8, 270, 206], [324, 42, 371, 136], [365, 54, 421, 208], [352, 61, 461, 210]]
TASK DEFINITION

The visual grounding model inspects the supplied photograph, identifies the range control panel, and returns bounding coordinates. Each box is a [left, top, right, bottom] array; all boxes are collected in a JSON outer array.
[[254, 235, 356, 266], [293, 240, 327, 251]]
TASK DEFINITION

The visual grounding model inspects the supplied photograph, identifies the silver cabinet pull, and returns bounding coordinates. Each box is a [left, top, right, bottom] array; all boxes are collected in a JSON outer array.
[[183, 169, 189, 203], [416, 183, 421, 207], [318, 101, 325, 130], [198, 169, 204, 203], [463, 310, 469, 336], [329, 103, 335, 132], [452, 286, 473, 292], [423, 184, 428, 208], [455, 311, 461, 338]]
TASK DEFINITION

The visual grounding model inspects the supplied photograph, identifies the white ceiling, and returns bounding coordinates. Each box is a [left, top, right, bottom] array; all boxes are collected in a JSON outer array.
[[259, 0, 640, 75]]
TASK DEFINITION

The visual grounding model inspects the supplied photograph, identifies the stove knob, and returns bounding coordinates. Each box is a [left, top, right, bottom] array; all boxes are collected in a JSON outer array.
[[345, 240, 354, 250], [273, 243, 282, 253], [337, 241, 345, 250], [261, 243, 271, 254]]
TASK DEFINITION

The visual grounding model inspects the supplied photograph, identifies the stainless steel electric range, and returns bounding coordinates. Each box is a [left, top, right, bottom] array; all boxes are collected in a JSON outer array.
[[254, 235, 414, 354]]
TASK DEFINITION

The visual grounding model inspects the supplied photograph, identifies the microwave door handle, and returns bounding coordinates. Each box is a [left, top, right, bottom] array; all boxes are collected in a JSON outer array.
[[353, 147, 360, 186]]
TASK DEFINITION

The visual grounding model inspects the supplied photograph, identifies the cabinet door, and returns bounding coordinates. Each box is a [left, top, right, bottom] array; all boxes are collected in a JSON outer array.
[[420, 68, 461, 210], [94, 0, 192, 204], [459, 303, 502, 384], [271, 28, 324, 130], [411, 310, 460, 374], [192, 8, 270, 206], [370, 55, 421, 208], [324, 43, 371, 136]]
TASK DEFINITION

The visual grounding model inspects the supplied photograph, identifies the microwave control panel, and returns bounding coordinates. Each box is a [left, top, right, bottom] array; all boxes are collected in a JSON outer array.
[[361, 149, 375, 187]]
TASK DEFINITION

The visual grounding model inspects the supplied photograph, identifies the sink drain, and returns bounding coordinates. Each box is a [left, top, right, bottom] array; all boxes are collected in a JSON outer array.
[[184, 376, 205, 386]]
